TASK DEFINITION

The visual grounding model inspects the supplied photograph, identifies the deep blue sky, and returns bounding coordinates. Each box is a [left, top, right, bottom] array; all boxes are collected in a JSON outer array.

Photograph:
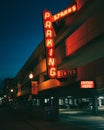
[[0, 0, 71, 87]]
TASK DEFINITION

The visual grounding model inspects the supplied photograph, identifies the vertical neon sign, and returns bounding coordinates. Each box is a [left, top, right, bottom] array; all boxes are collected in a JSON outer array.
[[43, 10, 57, 78], [43, 4, 77, 79]]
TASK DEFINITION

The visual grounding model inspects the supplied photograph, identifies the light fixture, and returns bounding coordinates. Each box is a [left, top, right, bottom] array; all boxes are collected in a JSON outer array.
[[10, 89, 13, 92], [29, 72, 34, 79]]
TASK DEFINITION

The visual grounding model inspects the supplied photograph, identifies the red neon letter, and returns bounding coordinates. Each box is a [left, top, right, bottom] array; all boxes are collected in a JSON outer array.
[[48, 58, 55, 66], [46, 39, 54, 47], [44, 21, 52, 28], [48, 48, 54, 56], [45, 30, 52, 37], [44, 12, 51, 19], [49, 67, 57, 78]]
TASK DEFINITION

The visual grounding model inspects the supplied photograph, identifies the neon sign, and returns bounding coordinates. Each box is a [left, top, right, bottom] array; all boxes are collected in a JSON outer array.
[[80, 81, 94, 88], [31, 81, 38, 94], [43, 10, 57, 78], [57, 69, 77, 78], [52, 4, 77, 22], [43, 4, 77, 78]]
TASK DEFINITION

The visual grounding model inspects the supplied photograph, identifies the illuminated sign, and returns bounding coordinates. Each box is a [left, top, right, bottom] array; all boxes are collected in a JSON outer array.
[[43, 4, 77, 78], [43, 10, 57, 78], [31, 81, 38, 94], [52, 4, 77, 22], [80, 81, 94, 88], [57, 69, 77, 78]]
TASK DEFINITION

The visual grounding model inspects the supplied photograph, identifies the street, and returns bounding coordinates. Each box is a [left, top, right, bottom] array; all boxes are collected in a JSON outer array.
[[0, 106, 88, 130], [0, 106, 104, 130], [60, 109, 104, 130]]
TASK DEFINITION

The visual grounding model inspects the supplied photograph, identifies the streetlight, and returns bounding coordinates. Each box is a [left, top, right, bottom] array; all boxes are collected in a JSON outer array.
[[10, 89, 13, 93], [29, 72, 33, 79], [28, 72, 34, 118], [28, 72, 34, 97]]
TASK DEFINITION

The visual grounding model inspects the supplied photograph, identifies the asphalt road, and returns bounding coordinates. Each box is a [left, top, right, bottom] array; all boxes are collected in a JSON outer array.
[[60, 110, 104, 130], [1, 106, 104, 130]]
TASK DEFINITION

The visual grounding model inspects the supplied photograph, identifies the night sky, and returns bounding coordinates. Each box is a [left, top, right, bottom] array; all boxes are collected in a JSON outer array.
[[0, 0, 71, 87]]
